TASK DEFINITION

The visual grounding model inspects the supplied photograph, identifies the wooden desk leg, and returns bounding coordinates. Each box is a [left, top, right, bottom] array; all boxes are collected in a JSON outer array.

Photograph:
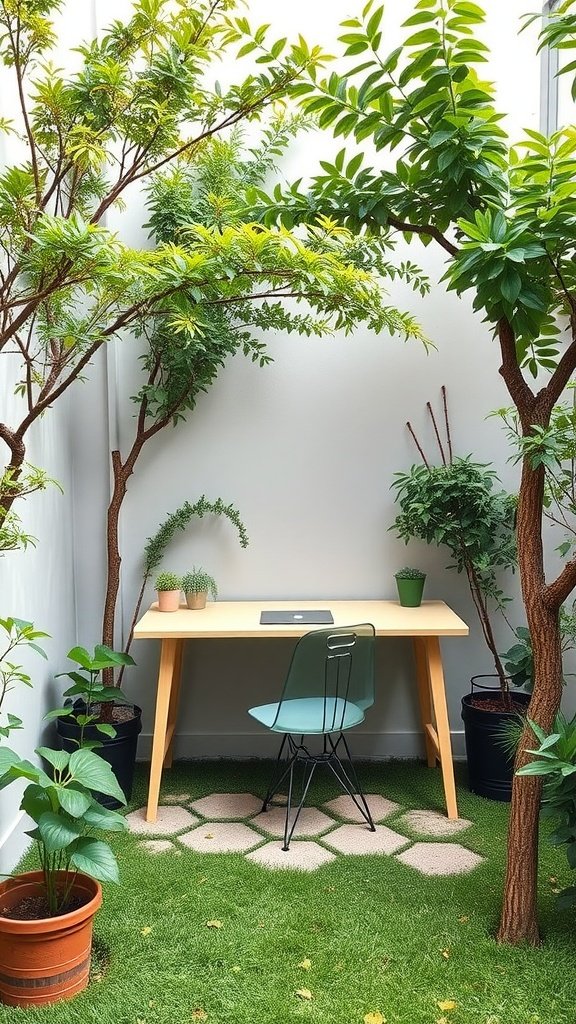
[[164, 640, 184, 769], [424, 636, 459, 820], [412, 637, 436, 768], [146, 638, 179, 823]]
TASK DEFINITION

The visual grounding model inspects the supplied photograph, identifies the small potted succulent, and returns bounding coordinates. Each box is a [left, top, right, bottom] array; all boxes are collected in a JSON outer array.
[[182, 567, 217, 610], [155, 571, 182, 612], [394, 567, 427, 607]]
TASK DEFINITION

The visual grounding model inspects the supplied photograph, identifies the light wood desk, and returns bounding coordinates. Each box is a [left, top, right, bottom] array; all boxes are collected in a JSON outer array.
[[133, 599, 468, 822]]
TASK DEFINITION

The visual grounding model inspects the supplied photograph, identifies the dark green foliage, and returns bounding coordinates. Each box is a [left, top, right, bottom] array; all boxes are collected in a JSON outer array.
[[392, 457, 516, 602]]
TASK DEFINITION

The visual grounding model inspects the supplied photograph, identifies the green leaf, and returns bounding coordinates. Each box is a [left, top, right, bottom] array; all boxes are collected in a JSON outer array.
[[70, 837, 120, 882], [37, 747, 70, 772], [38, 811, 83, 853], [20, 783, 51, 822], [66, 646, 93, 670], [0, 746, 20, 779], [55, 784, 92, 818], [96, 724, 117, 738], [83, 803, 128, 832], [68, 749, 127, 804]]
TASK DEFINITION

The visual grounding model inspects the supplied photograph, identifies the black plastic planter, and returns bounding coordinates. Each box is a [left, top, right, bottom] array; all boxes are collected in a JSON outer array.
[[57, 704, 142, 809], [461, 679, 530, 802]]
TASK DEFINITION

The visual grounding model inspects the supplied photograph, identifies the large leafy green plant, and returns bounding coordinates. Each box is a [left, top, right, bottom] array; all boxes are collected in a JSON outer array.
[[46, 644, 135, 740], [392, 457, 516, 696], [1, 644, 131, 916], [0, 746, 127, 915], [253, 0, 576, 946]]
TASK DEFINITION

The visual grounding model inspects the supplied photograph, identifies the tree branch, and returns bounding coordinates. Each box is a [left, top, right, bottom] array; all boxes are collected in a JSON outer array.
[[386, 216, 458, 257]]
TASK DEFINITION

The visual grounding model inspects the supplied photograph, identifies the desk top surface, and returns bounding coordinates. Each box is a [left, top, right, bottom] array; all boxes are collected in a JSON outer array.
[[133, 599, 469, 640]]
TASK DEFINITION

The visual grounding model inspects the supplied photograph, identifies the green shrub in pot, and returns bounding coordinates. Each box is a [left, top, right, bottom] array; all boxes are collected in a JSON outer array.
[[394, 567, 426, 608], [182, 568, 217, 610]]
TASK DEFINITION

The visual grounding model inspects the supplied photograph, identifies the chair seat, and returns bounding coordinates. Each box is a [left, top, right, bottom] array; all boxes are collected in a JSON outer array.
[[248, 696, 365, 735]]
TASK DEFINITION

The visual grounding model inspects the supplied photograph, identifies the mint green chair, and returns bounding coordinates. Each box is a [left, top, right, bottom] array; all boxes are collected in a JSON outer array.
[[248, 623, 376, 850]]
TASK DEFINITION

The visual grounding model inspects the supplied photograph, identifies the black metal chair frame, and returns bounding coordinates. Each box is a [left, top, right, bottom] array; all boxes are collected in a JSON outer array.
[[259, 626, 376, 851]]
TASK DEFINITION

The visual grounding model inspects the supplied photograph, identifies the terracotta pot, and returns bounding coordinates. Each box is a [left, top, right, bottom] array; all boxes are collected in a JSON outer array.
[[185, 590, 207, 610], [0, 871, 102, 1007], [157, 589, 181, 612]]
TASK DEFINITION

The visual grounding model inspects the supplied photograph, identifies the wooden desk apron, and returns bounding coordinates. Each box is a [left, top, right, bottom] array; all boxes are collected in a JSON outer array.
[[133, 600, 469, 822]]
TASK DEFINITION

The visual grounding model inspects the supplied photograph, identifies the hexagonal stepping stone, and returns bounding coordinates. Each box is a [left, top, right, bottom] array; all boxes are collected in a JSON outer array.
[[322, 794, 400, 823], [161, 792, 191, 805], [189, 792, 262, 819], [138, 839, 179, 855], [396, 842, 484, 876], [246, 841, 336, 871], [323, 823, 408, 855], [178, 822, 261, 854], [398, 809, 472, 837], [252, 806, 335, 838], [125, 806, 199, 836]]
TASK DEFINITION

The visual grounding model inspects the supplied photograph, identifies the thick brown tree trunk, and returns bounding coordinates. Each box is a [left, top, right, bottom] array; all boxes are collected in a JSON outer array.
[[497, 445, 564, 943]]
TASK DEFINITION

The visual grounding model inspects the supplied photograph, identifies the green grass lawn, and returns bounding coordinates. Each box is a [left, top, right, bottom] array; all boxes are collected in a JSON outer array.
[[2, 761, 575, 1024]]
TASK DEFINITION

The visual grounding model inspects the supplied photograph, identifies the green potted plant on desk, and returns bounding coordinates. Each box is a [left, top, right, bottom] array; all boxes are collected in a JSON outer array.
[[183, 568, 217, 610], [155, 572, 182, 612], [394, 567, 427, 607]]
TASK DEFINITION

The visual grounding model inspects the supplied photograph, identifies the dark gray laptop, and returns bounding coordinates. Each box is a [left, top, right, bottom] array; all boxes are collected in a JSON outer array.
[[260, 609, 334, 625]]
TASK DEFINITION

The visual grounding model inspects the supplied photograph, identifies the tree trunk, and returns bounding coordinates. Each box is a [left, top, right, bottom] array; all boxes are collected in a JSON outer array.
[[102, 451, 129, 651], [497, 450, 564, 944], [497, 604, 562, 944]]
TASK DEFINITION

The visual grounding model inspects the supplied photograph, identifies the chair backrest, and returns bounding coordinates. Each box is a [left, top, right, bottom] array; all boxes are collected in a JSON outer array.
[[272, 623, 376, 733]]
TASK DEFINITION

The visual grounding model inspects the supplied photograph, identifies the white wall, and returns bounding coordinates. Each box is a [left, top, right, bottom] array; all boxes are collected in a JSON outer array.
[[69, 0, 550, 760]]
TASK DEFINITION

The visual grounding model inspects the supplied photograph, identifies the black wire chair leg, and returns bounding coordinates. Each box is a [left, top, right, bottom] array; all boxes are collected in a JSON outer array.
[[283, 757, 318, 851], [327, 733, 375, 831]]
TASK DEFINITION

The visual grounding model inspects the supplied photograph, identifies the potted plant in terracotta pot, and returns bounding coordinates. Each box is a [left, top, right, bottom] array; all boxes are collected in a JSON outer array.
[[0, 624, 127, 1007], [394, 567, 427, 607], [182, 567, 217, 610], [0, 744, 127, 1007], [155, 571, 182, 612], [51, 644, 141, 807]]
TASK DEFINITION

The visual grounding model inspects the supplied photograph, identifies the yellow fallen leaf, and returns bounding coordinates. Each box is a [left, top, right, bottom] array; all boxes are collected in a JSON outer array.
[[231, 966, 241, 974], [206, 920, 223, 929], [436, 1018, 449, 1024], [457, 915, 469, 923], [204, 834, 214, 840], [364, 1012, 386, 1024], [437, 1000, 457, 1012], [140, 926, 152, 936], [298, 958, 312, 970], [441, 948, 450, 960], [295, 988, 313, 1001], [191, 1010, 208, 1021]]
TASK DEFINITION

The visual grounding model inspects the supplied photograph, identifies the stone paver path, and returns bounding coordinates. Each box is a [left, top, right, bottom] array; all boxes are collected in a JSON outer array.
[[129, 791, 484, 875]]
